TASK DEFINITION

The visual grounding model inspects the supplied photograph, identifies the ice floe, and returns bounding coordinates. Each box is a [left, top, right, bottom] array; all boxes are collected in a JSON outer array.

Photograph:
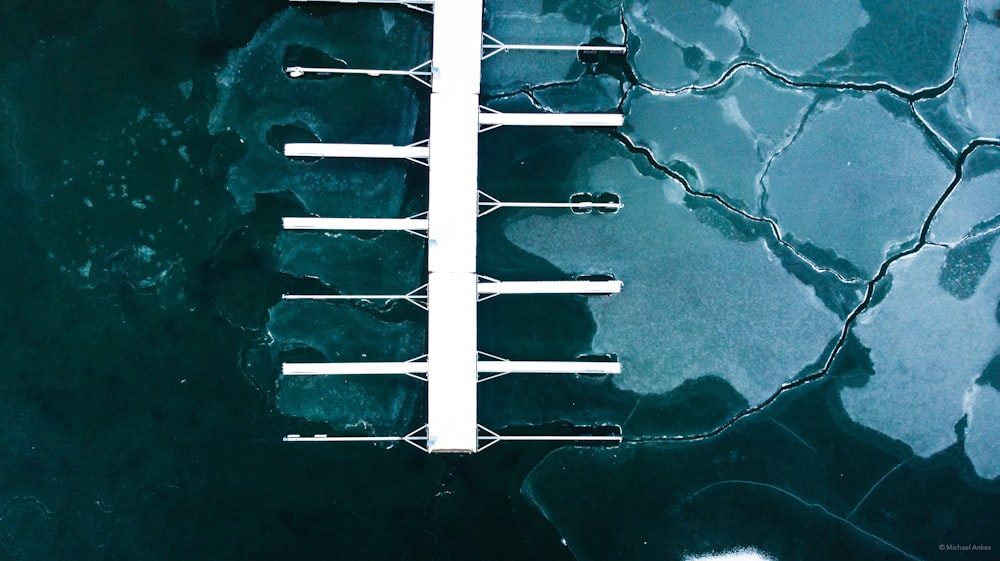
[[843, 242, 1000, 477], [762, 93, 953, 277]]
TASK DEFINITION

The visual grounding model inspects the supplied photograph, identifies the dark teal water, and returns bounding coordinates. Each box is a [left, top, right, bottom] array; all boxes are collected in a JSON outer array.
[[3, 1, 1000, 560]]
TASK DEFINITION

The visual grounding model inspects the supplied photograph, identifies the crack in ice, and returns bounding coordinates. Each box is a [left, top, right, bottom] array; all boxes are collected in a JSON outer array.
[[683, 480, 922, 561]]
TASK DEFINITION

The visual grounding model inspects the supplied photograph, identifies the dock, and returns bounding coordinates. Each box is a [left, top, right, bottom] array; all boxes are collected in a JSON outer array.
[[280, 0, 626, 453]]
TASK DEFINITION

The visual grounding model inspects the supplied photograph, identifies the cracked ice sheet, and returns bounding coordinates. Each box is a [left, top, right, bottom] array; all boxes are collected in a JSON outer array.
[[763, 93, 953, 277], [623, 68, 813, 209], [929, 145, 1000, 245], [627, 0, 963, 94], [842, 243, 1000, 478], [625, 0, 866, 88], [624, 0, 739, 90], [915, 0, 1000, 154], [504, 156, 841, 404]]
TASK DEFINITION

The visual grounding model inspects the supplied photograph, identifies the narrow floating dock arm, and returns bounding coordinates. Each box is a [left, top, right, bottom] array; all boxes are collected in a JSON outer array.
[[285, 61, 433, 87], [475, 425, 622, 452], [283, 425, 622, 454], [479, 109, 624, 128], [475, 350, 621, 382], [285, 142, 430, 162], [481, 32, 626, 60], [476, 279, 622, 297], [477, 190, 622, 217], [283, 358, 429, 381], [283, 284, 429, 310], [285, 426, 430, 452], [288, 0, 434, 13], [282, 217, 429, 233]]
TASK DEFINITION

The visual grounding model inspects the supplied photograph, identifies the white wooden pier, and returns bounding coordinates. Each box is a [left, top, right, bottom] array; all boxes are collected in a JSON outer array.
[[280, 0, 626, 453]]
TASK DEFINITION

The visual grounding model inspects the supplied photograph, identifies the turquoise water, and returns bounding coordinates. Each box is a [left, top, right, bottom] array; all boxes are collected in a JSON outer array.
[[2, 1, 999, 559]]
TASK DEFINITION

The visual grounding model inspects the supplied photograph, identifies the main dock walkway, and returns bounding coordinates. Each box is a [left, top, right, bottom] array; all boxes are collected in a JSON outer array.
[[280, 0, 626, 453]]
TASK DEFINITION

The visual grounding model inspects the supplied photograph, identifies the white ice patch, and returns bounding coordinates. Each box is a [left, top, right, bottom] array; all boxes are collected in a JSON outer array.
[[719, 97, 755, 143], [136, 245, 156, 263], [178, 79, 193, 101], [504, 157, 841, 403], [624, 70, 812, 209], [684, 547, 777, 561], [843, 243, 1000, 472], [965, 384, 1000, 480], [380, 10, 395, 34]]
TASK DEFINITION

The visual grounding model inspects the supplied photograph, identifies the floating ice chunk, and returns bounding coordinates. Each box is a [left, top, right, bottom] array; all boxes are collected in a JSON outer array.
[[930, 146, 1000, 244], [684, 548, 776, 561], [843, 243, 1000, 461], [729, 0, 868, 74], [504, 157, 841, 404], [763, 94, 953, 277], [178, 79, 193, 101], [135, 245, 156, 262], [151, 113, 175, 130], [965, 384, 1000, 480]]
